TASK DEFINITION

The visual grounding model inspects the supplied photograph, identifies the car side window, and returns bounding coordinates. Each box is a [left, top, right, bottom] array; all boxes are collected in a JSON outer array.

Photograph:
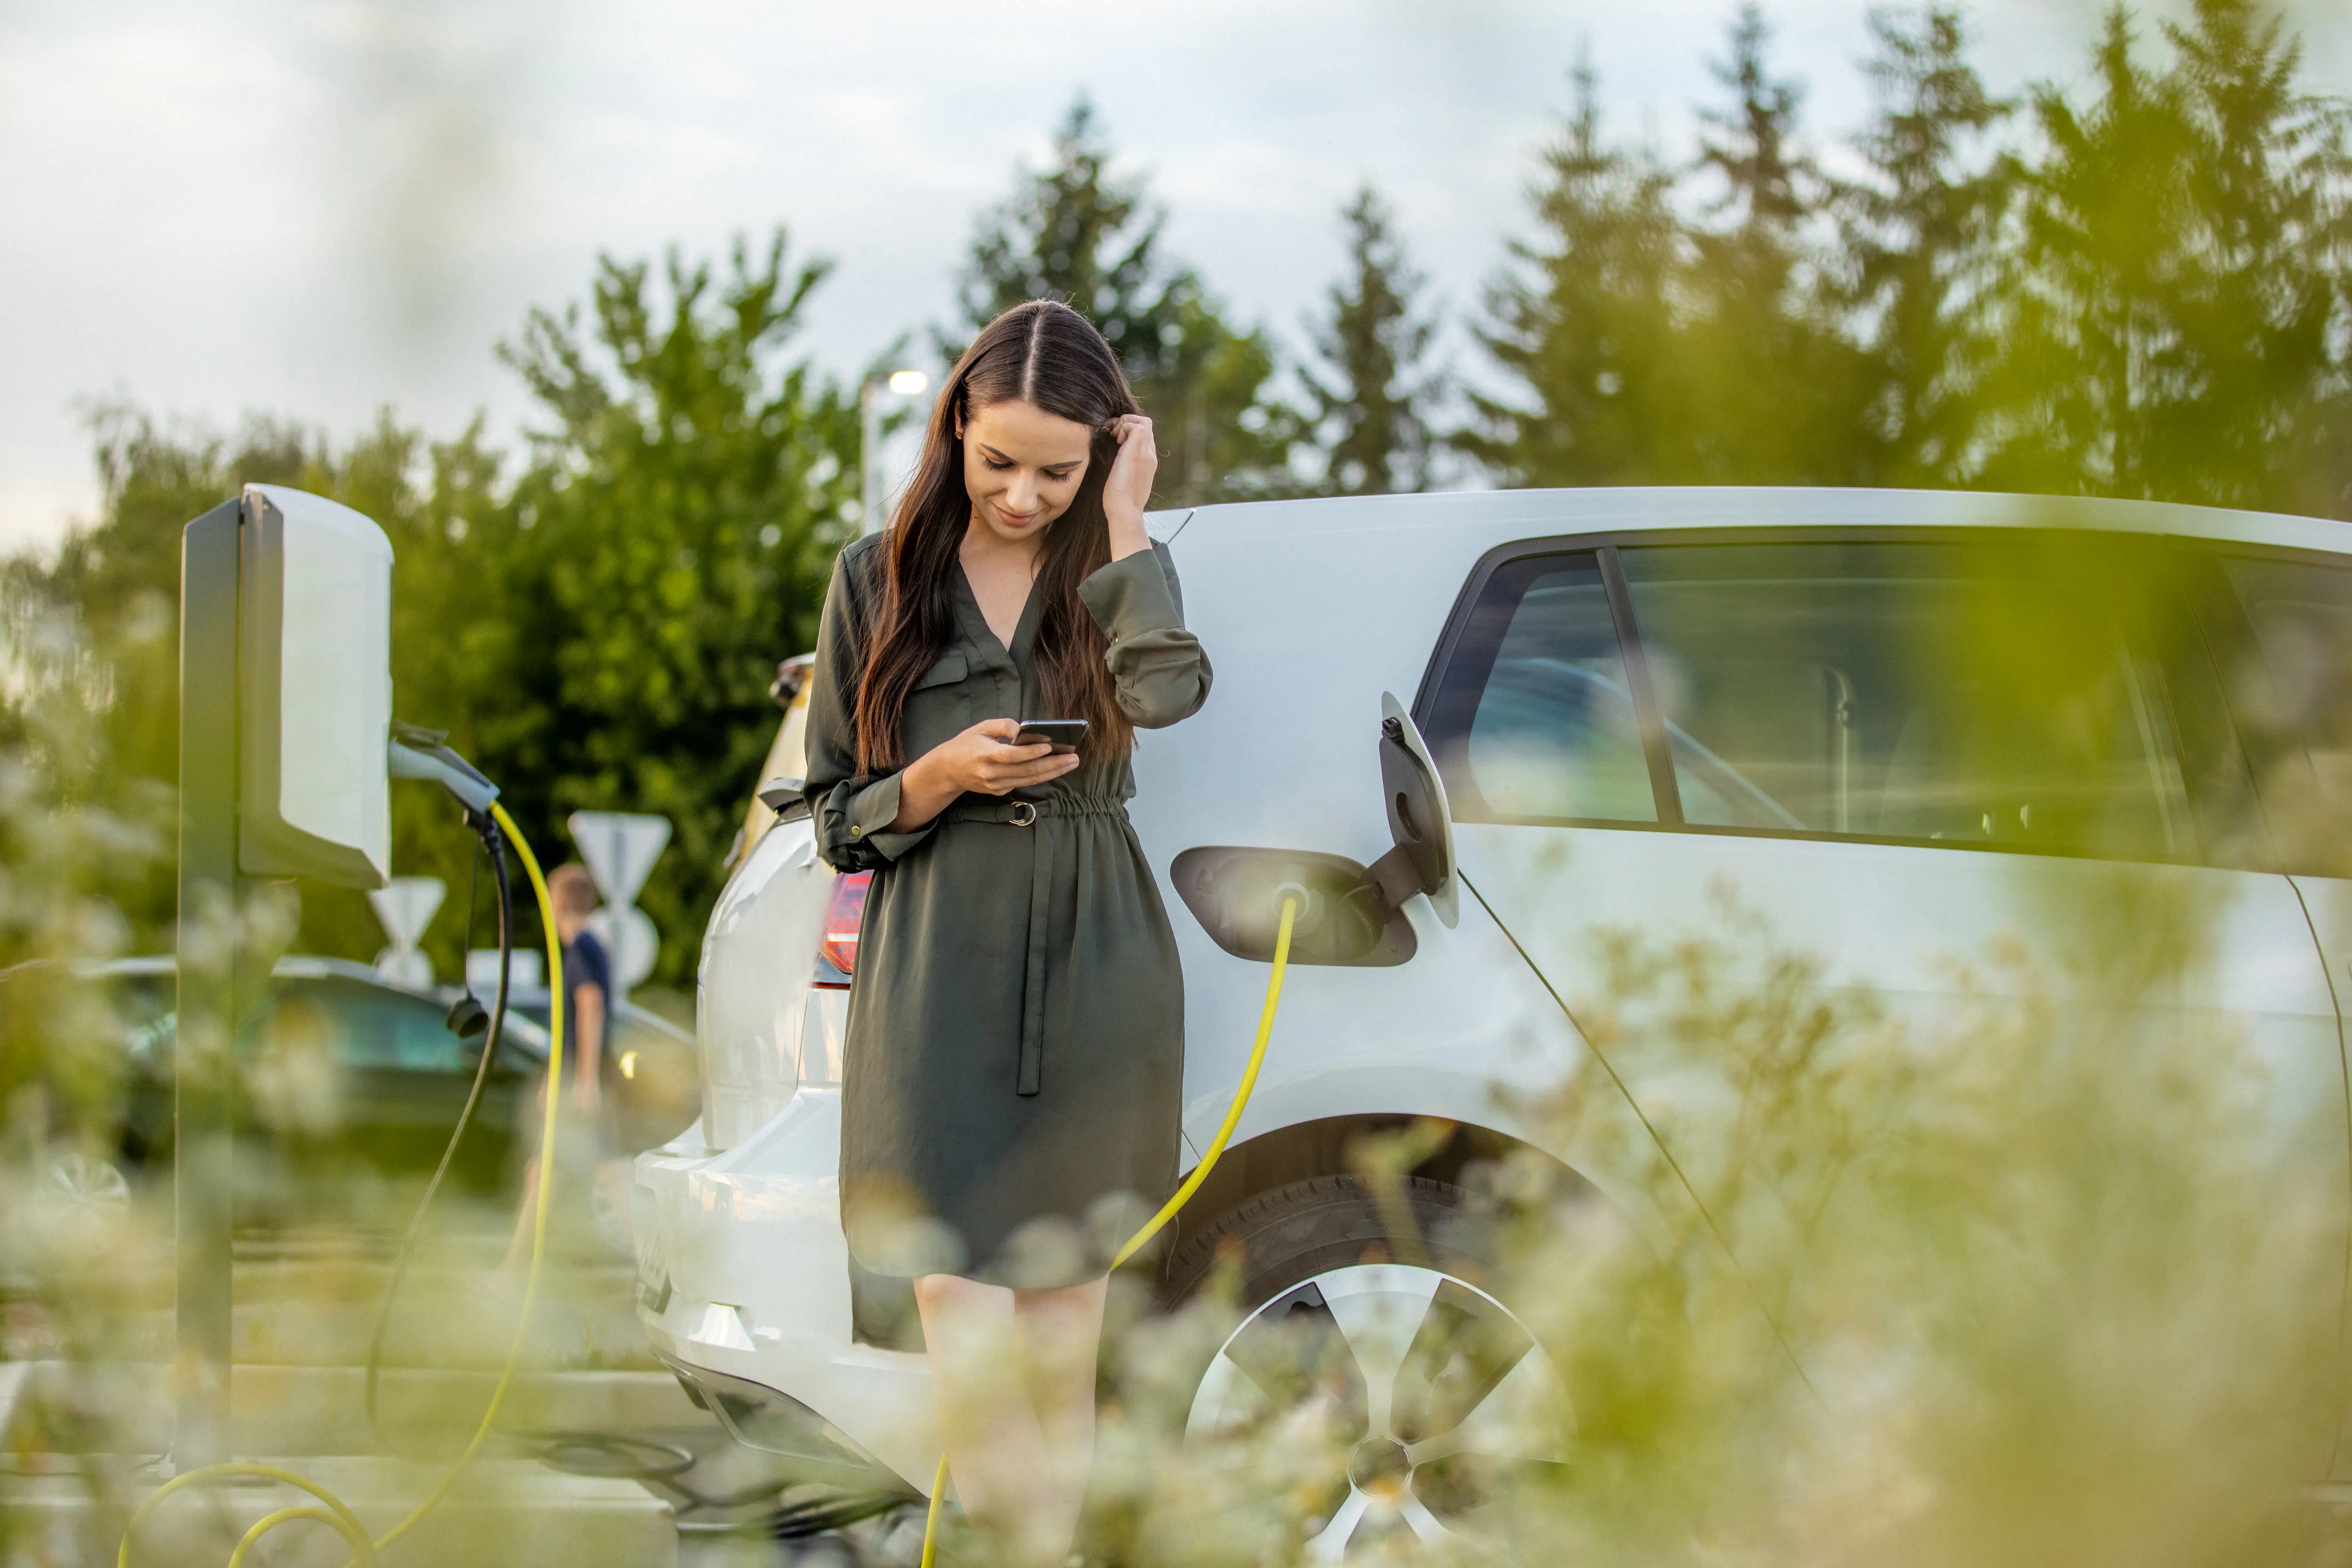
[[1421, 552, 1658, 825], [307, 980, 470, 1073], [1619, 541, 2191, 857]]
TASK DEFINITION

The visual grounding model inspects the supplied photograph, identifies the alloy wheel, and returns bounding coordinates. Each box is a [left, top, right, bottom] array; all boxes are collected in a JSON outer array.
[[1185, 1262, 1570, 1556], [43, 1153, 130, 1217]]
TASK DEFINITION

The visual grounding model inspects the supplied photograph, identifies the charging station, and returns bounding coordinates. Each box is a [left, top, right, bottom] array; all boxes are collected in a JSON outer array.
[[99, 484, 697, 1566], [176, 485, 393, 1466]]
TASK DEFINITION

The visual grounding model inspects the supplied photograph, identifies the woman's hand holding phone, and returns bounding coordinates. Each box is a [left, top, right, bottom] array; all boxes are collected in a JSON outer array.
[[890, 719, 1080, 831]]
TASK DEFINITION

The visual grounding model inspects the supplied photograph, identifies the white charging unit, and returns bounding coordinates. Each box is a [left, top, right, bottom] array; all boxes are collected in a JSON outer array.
[[236, 483, 394, 887], [176, 482, 397, 1466]]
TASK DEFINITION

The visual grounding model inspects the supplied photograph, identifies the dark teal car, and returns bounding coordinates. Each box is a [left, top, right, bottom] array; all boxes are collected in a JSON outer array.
[[22, 956, 533, 1225], [99, 955, 547, 1222], [16, 952, 698, 1230]]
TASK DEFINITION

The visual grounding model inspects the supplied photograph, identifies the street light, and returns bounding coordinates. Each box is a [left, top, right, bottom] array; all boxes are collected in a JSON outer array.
[[860, 368, 932, 536]]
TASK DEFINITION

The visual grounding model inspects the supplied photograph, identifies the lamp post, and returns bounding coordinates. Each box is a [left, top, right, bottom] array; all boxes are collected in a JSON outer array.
[[859, 368, 932, 536]]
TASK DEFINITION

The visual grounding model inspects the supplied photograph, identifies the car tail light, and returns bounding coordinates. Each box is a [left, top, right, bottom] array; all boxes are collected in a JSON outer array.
[[815, 871, 872, 985]]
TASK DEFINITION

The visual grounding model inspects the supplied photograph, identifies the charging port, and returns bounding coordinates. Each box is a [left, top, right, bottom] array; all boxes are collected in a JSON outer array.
[[1170, 847, 1416, 967]]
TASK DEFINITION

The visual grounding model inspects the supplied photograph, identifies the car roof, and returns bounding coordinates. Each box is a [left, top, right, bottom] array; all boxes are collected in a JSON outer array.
[[1175, 485, 2352, 556], [60, 952, 434, 992], [36, 954, 555, 1053]]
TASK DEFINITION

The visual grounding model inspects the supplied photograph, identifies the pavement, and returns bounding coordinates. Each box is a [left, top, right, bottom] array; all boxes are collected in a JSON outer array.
[[0, 1216, 917, 1568]]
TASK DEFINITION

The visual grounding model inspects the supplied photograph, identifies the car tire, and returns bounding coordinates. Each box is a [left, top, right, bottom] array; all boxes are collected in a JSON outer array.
[[1160, 1174, 1571, 1557], [1165, 1173, 1502, 1306]]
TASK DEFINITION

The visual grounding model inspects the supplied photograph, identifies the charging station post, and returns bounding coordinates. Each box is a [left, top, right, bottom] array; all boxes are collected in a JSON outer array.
[[172, 486, 395, 1468], [175, 498, 243, 1468]]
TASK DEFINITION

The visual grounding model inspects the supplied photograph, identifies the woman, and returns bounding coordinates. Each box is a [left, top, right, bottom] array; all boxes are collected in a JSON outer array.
[[803, 299, 1211, 1563]]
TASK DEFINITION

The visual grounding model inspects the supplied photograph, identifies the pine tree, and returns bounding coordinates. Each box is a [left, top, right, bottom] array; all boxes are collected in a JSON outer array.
[[1299, 185, 1442, 495], [1977, 0, 2352, 510], [1700, 4, 1813, 233], [2160, 0, 2351, 513], [954, 96, 1297, 504], [1975, 9, 2200, 497], [1463, 54, 1689, 486], [1836, 7, 2013, 484], [1681, 5, 1879, 484], [956, 96, 1183, 386]]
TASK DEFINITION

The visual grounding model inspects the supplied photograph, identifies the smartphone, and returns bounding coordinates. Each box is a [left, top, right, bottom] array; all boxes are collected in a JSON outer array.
[[1015, 719, 1088, 754]]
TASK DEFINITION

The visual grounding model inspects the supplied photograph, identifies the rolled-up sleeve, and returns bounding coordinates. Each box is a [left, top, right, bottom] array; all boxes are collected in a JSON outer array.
[[1078, 540, 1212, 730], [803, 549, 941, 871]]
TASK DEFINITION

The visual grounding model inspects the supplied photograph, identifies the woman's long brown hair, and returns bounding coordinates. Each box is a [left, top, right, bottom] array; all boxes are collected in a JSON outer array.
[[852, 300, 1143, 772]]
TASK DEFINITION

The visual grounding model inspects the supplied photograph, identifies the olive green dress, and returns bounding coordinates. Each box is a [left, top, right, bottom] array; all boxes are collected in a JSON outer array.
[[803, 532, 1211, 1300]]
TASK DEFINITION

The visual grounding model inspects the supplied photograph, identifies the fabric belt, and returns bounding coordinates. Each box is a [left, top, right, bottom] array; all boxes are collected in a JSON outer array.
[[943, 795, 1128, 1096]]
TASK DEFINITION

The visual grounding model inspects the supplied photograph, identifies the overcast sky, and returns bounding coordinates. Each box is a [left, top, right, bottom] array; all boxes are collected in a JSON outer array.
[[2, 0, 2345, 555]]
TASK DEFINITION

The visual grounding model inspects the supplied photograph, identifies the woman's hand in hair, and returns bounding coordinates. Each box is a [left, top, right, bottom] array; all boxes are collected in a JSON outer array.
[[1101, 415, 1156, 562], [890, 719, 1081, 830]]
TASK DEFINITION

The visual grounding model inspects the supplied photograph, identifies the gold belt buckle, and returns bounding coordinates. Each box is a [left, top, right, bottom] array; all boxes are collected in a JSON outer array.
[[1008, 801, 1038, 827]]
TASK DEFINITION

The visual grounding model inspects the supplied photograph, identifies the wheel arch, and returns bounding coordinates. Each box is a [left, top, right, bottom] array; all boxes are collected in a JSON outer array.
[[1157, 1111, 1604, 1298]]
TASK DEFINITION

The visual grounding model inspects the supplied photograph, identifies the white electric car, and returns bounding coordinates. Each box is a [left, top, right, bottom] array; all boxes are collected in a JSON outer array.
[[634, 487, 2352, 1536]]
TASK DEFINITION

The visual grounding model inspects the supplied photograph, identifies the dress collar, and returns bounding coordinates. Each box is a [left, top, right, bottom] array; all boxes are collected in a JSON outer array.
[[952, 558, 1044, 673]]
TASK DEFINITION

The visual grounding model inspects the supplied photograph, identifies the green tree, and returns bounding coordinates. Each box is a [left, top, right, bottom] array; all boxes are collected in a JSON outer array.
[[1700, 4, 1814, 232], [18, 231, 857, 987], [1681, 4, 1880, 484], [1976, 0, 2352, 510], [955, 96, 1297, 503], [1836, 6, 2014, 484], [27, 409, 512, 964], [1463, 56, 1690, 486], [26, 411, 414, 959], [47, 410, 318, 796], [958, 96, 1179, 390], [1473, 24, 1875, 490], [1299, 185, 1443, 495], [491, 230, 860, 983], [0, 566, 174, 1146]]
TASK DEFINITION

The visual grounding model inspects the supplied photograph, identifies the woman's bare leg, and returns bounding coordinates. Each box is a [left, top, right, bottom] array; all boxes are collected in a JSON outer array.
[[1014, 1278, 1108, 1552], [916, 1274, 1059, 1564]]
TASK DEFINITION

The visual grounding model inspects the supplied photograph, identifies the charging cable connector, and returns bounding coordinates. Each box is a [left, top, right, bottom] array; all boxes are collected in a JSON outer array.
[[389, 723, 499, 813]]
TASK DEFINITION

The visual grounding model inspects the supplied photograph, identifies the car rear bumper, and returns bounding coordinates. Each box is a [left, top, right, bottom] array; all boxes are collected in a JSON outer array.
[[630, 1088, 937, 1492]]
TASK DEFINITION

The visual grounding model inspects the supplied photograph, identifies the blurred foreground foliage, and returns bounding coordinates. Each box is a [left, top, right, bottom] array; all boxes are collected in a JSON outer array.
[[0, 577, 167, 1154]]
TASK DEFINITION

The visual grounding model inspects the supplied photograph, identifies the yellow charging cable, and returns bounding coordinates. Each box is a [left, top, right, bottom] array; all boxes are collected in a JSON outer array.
[[119, 800, 564, 1568], [1107, 898, 1299, 1273], [919, 895, 1300, 1568]]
